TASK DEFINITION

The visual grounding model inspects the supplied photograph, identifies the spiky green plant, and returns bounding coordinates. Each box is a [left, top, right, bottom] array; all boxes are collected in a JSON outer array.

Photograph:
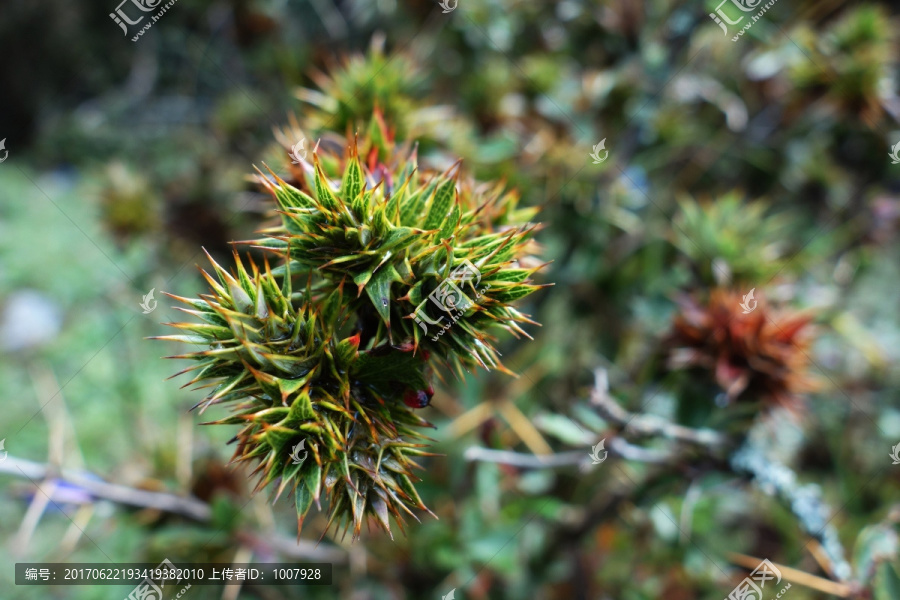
[[293, 41, 474, 159], [788, 6, 894, 122], [156, 118, 548, 540], [672, 193, 798, 285], [297, 42, 436, 143], [265, 115, 548, 377]]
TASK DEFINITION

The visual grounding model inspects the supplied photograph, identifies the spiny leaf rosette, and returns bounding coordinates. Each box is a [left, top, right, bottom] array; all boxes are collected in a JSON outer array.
[[665, 289, 818, 413], [296, 45, 428, 143], [157, 126, 548, 541], [261, 119, 548, 379]]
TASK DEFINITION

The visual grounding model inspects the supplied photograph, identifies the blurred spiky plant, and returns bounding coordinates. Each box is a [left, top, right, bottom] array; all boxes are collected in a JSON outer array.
[[665, 289, 818, 413], [156, 117, 548, 540], [295, 38, 462, 150], [787, 6, 895, 123], [673, 194, 797, 285]]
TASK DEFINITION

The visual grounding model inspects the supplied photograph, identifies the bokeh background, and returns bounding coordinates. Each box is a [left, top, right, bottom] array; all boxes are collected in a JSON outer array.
[[2, 0, 900, 598]]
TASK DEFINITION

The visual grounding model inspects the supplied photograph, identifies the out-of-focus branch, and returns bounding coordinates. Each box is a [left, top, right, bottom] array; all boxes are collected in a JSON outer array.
[[471, 367, 854, 594], [464, 447, 586, 468], [464, 437, 673, 468], [1, 455, 211, 522], [235, 531, 349, 564], [606, 437, 674, 463], [589, 368, 728, 449], [15, 478, 58, 554], [590, 368, 853, 584], [465, 368, 730, 470], [3, 455, 350, 563], [727, 553, 852, 597], [730, 439, 853, 582], [530, 369, 856, 593]]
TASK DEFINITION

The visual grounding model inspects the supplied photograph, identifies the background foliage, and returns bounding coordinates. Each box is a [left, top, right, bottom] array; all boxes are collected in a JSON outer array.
[[1, 0, 900, 598]]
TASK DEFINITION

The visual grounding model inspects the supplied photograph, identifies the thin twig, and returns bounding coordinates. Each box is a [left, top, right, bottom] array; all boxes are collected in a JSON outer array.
[[589, 368, 727, 448], [2, 457, 350, 563], [1, 456, 211, 521], [727, 552, 852, 597], [464, 437, 672, 469], [30, 365, 66, 468], [14, 478, 58, 555], [222, 545, 254, 600], [57, 504, 95, 558], [606, 437, 673, 463], [497, 399, 553, 456], [464, 447, 587, 468], [444, 402, 493, 439], [235, 531, 348, 564]]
